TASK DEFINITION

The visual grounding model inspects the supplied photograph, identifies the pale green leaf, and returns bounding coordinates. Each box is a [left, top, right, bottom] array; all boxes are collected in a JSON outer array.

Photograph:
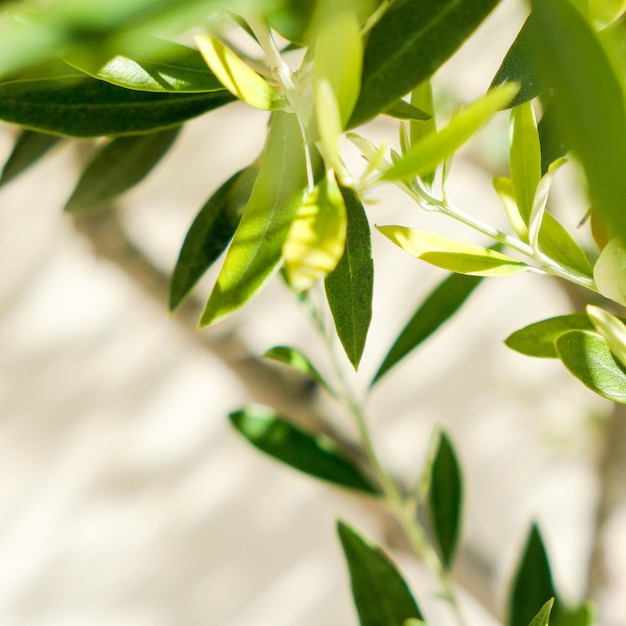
[[230, 405, 379, 494], [538, 212, 593, 277], [200, 111, 307, 326], [589, 0, 626, 29], [494, 176, 527, 240], [315, 79, 343, 173], [593, 237, 626, 305], [195, 34, 283, 110], [556, 330, 626, 403], [337, 521, 424, 626], [64, 126, 180, 213], [586, 305, 626, 369], [529, 600, 554, 626], [381, 84, 518, 181], [325, 187, 374, 370], [283, 171, 347, 292], [410, 80, 436, 186], [377, 226, 528, 276]]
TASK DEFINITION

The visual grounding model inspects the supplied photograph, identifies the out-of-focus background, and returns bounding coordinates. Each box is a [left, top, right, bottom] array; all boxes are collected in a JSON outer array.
[[1, 1, 626, 624]]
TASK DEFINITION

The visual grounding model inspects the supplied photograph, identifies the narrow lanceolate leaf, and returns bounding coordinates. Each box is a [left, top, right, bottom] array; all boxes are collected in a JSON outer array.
[[593, 237, 626, 306], [0, 130, 62, 187], [505, 314, 594, 358], [530, 0, 626, 242], [0, 76, 235, 137], [325, 187, 374, 370], [377, 226, 528, 276], [195, 35, 283, 110], [349, 0, 503, 127], [556, 330, 626, 403], [169, 167, 257, 312], [64, 126, 180, 213], [429, 431, 463, 570], [263, 345, 335, 396], [283, 172, 347, 292], [587, 305, 626, 369], [337, 521, 424, 626], [381, 84, 518, 182], [200, 111, 307, 326], [410, 80, 436, 186], [529, 600, 555, 626], [229, 405, 379, 495], [508, 525, 562, 626], [384, 100, 431, 122], [372, 272, 482, 386], [490, 13, 549, 107], [63, 39, 225, 93]]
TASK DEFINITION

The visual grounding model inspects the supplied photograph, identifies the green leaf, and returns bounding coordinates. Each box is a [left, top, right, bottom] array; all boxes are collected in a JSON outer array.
[[494, 176, 527, 240], [593, 237, 626, 306], [200, 111, 307, 326], [263, 345, 335, 396], [537, 102, 568, 175], [410, 80, 436, 186], [528, 600, 555, 626], [349, 0, 503, 127], [428, 431, 463, 570], [229, 405, 379, 495], [0, 75, 235, 137], [325, 187, 374, 370], [337, 521, 424, 626], [587, 305, 626, 369], [63, 39, 225, 93], [372, 272, 482, 385], [381, 84, 518, 182], [556, 330, 626, 403], [283, 171, 347, 292], [377, 226, 528, 276], [589, 0, 626, 29], [490, 13, 549, 107], [507, 524, 561, 626], [510, 102, 541, 224], [505, 314, 594, 358], [0, 129, 62, 187], [64, 126, 180, 213], [530, 0, 626, 242], [384, 100, 431, 122], [169, 167, 256, 312], [195, 35, 283, 110]]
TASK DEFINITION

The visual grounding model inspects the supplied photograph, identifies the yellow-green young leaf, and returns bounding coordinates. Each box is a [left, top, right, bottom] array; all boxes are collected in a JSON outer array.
[[200, 111, 307, 326], [314, 6, 362, 126], [590, 0, 626, 28], [195, 35, 283, 110], [381, 84, 519, 182], [510, 102, 541, 224], [315, 79, 344, 173], [593, 237, 626, 305], [283, 172, 347, 292], [494, 176, 528, 240], [410, 80, 436, 186], [529, 600, 555, 626], [377, 226, 528, 276], [587, 305, 626, 369]]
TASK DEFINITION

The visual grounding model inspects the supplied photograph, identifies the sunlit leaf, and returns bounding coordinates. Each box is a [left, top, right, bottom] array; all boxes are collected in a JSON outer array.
[[556, 330, 626, 403], [283, 171, 347, 292], [372, 272, 482, 385], [0, 75, 235, 137], [494, 176, 527, 240], [195, 34, 283, 110], [381, 84, 518, 182], [229, 405, 380, 494], [593, 237, 626, 306], [589, 0, 626, 29], [337, 521, 424, 626], [349, 0, 502, 126], [410, 80, 436, 186], [64, 126, 180, 213], [169, 167, 257, 311], [0, 129, 62, 187], [528, 600, 554, 626], [200, 111, 307, 326], [587, 305, 626, 369], [315, 79, 344, 173], [377, 226, 528, 276], [325, 187, 374, 370], [429, 431, 463, 569], [505, 314, 594, 358], [263, 345, 335, 395]]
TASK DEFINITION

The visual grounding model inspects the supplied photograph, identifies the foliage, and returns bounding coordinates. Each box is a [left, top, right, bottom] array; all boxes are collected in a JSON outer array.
[[2, 0, 626, 623]]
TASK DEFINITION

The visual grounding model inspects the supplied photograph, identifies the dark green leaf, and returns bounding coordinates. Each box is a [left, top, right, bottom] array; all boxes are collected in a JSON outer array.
[[337, 521, 423, 626], [384, 100, 431, 122], [64, 126, 180, 213], [372, 272, 482, 386], [0, 129, 63, 187], [530, 0, 626, 241], [349, 0, 502, 127], [63, 39, 224, 93], [229, 405, 380, 495], [325, 187, 374, 370], [507, 524, 561, 626], [556, 330, 626, 403], [169, 167, 256, 312], [428, 431, 463, 570], [490, 13, 549, 107], [0, 75, 234, 137], [538, 102, 567, 175], [504, 314, 594, 358]]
